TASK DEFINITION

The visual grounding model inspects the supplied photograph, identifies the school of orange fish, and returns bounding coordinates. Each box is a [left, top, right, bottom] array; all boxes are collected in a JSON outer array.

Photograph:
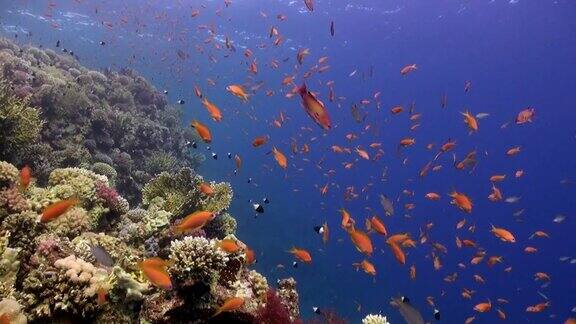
[[30, 0, 575, 322]]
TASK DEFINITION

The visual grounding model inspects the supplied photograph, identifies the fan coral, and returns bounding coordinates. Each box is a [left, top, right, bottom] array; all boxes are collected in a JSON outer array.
[[362, 314, 390, 324], [168, 236, 228, 283]]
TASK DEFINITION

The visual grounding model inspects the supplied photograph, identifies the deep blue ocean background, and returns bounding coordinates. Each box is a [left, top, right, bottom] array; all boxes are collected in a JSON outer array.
[[1, 0, 575, 322]]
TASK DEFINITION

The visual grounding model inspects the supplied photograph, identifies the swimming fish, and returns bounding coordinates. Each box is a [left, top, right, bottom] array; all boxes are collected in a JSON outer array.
[[173, 211, 215, 234], [139, 257, 172, 290], [289, 247, 312, 263], [352, 259, 376, 276], [90, 245, 115, 267], [201, 98, 223, 121], [379, 194, 395, 216], [226, 84, 249, 101], [191, 120, 212, 143], [272, 146, 287, 169], [400, 64, 418, 76], [39, 199, 79, 223], [298, 83, 331, 130], [19, 165, 31, 190], [212, 297, 244, 318], [390, 297, 424, 324]]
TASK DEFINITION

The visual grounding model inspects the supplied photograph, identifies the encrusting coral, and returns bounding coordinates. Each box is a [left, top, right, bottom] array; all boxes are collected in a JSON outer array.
[[0, 36, 301, 323]]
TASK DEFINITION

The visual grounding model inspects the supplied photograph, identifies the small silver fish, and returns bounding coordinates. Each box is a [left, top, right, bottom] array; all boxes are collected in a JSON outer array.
[[380, 194, 394, 216], [475, 112, 490, 119], [505, 196, 521, 203], [553, 214, 566, 223]]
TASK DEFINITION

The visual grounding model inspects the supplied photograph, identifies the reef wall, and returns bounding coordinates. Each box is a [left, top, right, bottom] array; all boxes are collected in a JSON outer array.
[[0, 38, 300, 323]]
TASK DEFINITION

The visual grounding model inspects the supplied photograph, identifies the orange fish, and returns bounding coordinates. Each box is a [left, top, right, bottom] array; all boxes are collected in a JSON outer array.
[[490, 225, 516, 243], [97, 287, 107, 306], [244, 247, 256, 265], [474, 300, 492, 313], [461, 110, 478, 132], [39, 199, 79, 223], [352, 259, 376, 276], [388, 242, 406, 265], [173, 211, 215, 234], [226, 84, 249, 101], [490, 174, 506, 182], [516, 108, 535, 124], [212, 297, 245, 318], [347, 226, 373, 256], [199, 182, 214, 195], [355, 147, 370, 160], [289, 247, 312, 263], [139, 257, 172, 290], [390, 106, 403, 114], [425, 192, 441, 201], [191, 120, 212, 143], [449, 191, 473, 213], [272, 146, 287, 169], [234, 154, 241, 170], [399, 138, 415, 147], [298, 83, 331, 130], [400, 64, 417, 75], [193, 85, 203, 98], [218, 239, 241, 253], [19, 165, 31, 190], [506, 146, 521, 156], [365, 216, 387, 236], [340, 209, 355, 228], [252, 136, 268, 147], [488, 185, 503, 202], [201, 98, 223, 121], [526, 301, 549, 313]]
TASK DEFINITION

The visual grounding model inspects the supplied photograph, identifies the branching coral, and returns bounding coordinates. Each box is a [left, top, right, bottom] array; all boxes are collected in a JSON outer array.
[[168, 236, 228, 283], [0, 81, 43, 163], [362, 314, 390, 324]]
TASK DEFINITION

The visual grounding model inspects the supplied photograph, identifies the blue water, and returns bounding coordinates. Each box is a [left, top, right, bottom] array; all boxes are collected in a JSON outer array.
[[2, 0, 575, 322]]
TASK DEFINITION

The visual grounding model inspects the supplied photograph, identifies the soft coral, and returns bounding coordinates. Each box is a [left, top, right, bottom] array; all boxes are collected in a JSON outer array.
[[255, 289, 296, 324]]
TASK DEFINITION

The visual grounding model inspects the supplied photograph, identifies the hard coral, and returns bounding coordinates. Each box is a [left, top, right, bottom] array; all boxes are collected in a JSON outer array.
[[168, 236, 228, 284], [0, 81, 43, 163]]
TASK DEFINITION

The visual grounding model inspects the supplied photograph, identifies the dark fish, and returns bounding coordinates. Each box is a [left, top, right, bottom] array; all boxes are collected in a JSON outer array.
[[292, 261, 298, 268], [434, 308, 440, 320], [330, 21, 335, 36], [227, 153, 232, 159], [212, 152, 218, 160], [177, 99, 185, 105], [379, 194, 394, 216], [390, 297, 424, 324], [313, 306, 322, 314], [56, 40, 60, 47], [99, 41, 106, 45], [163, 90, 168, 94], [263, 197, 270, 204], [253, 203, 264, 213], [90, 245, 114, 267]]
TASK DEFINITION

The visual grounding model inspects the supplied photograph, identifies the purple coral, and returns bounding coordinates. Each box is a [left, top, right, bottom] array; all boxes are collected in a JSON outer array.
[[95, 181, 122, 211], [0, 185, 30, 214], [254, 289, 294, 324]]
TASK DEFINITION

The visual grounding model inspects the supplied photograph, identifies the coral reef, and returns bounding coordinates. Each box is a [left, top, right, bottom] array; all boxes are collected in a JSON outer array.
[[0, 36, 300, 323], [0, 38, 199, 203]]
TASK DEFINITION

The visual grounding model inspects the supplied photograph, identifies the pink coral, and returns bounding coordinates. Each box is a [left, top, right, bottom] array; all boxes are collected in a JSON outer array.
[[254, 289, 295, 324], [95, 181, 119, 207], [0, 185, 30, 213]]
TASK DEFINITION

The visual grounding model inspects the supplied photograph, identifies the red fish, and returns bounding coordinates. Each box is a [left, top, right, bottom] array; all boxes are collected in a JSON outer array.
[[298, 83, 331, 130]]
